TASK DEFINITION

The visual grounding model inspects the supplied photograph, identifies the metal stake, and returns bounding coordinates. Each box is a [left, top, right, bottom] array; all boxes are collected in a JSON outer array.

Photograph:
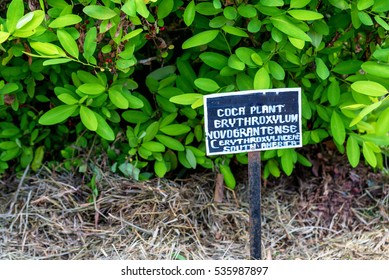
[[248, 151, 262, 260]]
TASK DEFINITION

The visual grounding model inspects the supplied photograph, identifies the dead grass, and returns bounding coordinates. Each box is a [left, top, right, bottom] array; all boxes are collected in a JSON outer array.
[[0, 164, 388, 260]]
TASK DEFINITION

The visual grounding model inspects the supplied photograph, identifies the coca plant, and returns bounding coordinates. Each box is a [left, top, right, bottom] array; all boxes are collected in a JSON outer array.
[[0, 0, 388, 189]]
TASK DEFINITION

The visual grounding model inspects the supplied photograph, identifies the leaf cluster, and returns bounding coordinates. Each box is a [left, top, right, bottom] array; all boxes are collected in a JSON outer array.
[[0, 0, 388, 188]]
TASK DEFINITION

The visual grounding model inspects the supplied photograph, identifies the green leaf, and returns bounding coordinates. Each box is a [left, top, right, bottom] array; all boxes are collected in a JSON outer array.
[[228, 54, 245, 71], [194, 78, 220, 92], [183, 0, 196, 26], [160, 124, 191, 136], [12, 10, 45, 38], [109, 88, 129, 109], [254, 67, 271, 89], [351, 81, 388, 97], [0, 83, 19, 95], [372, 0, 389, 12], [155, 134, 185, 151], [199, 52, 228, 70], [84, 27, 97, 63], [358, 11, 373, 25], [251, 53, 263, 66], [119, 162, 140, 180], [361, 62, 389, 78], [270, 15, 312, 42], [83, 5, 117, 20], [80, 106, 98, 131], [268, 60, 285, 80], [135, 0, 150, 18], [357, 0, 374, 10], [154, 159, 167, 178], [121, 29, 143, 42], [0, 31, 10, 44], [39, 105, 78, 125], [332, 60, 363, 74], [248, 18, 262, 33], [346, 136, 360, 168], [122, 0, 136, 17], [122, 110, 150, 123], [43, 58, 72, 66], [196, 2, 222, 15], [6, 0, 24, 34], [287, 10, 323, 21], [58, 93, 79, 105], [182, 30, 219, 49], [350, 101, 382, 127], [30, 146, 44, 171], [57, 29, 79, 59], [157, 0, 174, 19], [267, 159, 281, 177], [30, 42, 62, 57], [186, 148, 197, 169], [331, 111, 346, 145], [290, 0, 311, 9], [328, 0, 350, 10], [328, 80, 340, 106], [376, 107, 389, 136], [315, 57, 330, 80], [170, 94, 203, 105], [363, 142, 377, 167], [222, 25, 249, 37], [237, 5, 257, 18], [49, 14, 82, 28], [94, 112, 115, 141], [78, 83, 106, 95], [260, 0, 284, 6], [374, 15, 389, 31], [142, 141, 165, 152], [16, 12, 33, 29], [143, 121, 159, 142], [235, 47, 257, 67], [281, 149, 294, 176]]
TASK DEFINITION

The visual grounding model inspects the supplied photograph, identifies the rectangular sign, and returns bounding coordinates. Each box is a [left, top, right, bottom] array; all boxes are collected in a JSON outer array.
[[204, 88, 302, 156]]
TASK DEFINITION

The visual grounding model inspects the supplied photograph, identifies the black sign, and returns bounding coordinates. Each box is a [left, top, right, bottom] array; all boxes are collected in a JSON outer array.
[[204, 88, 302, 156]]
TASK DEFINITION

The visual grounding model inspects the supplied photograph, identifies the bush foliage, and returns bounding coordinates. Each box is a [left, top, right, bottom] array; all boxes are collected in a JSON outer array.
[[0, 0, 388, 188]]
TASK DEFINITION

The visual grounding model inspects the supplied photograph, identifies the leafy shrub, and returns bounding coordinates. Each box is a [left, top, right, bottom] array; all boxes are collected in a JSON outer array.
[[0, 0, 388, 188]]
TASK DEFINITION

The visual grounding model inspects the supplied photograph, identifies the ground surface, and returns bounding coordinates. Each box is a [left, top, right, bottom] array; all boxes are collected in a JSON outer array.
[[0, 149, 388, 260]]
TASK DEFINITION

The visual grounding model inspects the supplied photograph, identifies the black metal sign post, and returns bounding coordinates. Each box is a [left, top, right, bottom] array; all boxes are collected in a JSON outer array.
[[203, 88, 302, 260], [248, 151, 262, 260]]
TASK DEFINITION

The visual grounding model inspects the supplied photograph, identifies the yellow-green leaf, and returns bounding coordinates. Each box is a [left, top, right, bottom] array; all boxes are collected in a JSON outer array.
[[80, 106, 98, 131], [288, 10, 323, 21], [83, 5, 117, 20], [270, 15, 312, 42], [57, 29, 79, 59], [49, 14, 82, 28], [254, 67, 271, 89], [346, 136, 360, 167], [182, 30, 219, 49], [0, 31, 10, 44], [39, 105, 78, 125], [351, 81, 388, 97], [78, 83, 106, 95]]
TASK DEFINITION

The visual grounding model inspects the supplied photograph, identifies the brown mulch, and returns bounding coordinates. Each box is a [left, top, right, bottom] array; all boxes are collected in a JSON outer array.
[[0, 151, 388, 260]]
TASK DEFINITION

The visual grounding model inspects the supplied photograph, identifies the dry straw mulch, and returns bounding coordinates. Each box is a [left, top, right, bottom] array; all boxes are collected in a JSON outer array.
[[0, 162, 388, 260]]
